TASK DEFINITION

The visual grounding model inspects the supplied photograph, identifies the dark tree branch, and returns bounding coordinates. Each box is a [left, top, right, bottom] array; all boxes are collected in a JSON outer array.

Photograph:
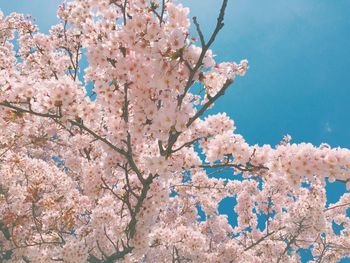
[[160, 0, 166, 26], [186, 78, 233, 128], [177, 0, 229, 108], [193, 16, 205, 47]]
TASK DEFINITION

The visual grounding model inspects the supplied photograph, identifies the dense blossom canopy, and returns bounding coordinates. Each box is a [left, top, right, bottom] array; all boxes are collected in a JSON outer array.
[[0, 0, 350, 262]]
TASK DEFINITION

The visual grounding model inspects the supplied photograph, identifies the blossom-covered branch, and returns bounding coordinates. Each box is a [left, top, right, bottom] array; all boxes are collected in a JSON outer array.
[[0, 0, 350, 262]]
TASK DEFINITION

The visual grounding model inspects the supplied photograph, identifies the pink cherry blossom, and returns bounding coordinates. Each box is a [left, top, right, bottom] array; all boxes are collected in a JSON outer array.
[[0, 0, 349, 262]]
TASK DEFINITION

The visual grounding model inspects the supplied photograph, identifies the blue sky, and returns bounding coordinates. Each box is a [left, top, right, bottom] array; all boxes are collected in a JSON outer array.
[[1, 1, 350, 262], [181, 0, 350, 149]]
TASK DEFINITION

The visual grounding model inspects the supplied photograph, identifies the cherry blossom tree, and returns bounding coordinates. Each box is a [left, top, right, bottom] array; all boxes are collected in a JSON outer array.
[[0, 0, 350, 262]]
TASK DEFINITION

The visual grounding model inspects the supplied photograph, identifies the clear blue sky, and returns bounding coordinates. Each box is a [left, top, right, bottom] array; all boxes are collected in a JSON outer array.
[[1, 1, 350, 262]]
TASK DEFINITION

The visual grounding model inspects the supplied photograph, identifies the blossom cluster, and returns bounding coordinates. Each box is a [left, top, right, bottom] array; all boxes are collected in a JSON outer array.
[[0, 1, 349, 262]]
